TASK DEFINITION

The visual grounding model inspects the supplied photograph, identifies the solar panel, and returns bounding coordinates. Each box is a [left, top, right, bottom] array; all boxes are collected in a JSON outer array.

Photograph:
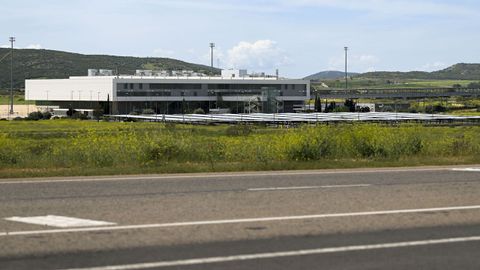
[[110, 113, 480, 124]]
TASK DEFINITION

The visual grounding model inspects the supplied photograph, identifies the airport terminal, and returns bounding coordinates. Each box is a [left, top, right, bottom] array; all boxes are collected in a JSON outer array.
[[25, 69, 310, 115]]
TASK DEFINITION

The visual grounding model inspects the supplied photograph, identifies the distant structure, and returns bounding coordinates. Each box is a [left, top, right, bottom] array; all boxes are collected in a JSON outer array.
[[25, 69, 310, 115], [209, 42, 215, 69], [87, 69, 113, 76]]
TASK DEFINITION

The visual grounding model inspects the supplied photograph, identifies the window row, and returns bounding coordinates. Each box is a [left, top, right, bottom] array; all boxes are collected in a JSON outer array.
[[119, 83, 306, 91]]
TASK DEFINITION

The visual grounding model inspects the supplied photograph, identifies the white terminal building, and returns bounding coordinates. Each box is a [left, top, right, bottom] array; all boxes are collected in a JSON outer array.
[[26, 69, 310, 115]]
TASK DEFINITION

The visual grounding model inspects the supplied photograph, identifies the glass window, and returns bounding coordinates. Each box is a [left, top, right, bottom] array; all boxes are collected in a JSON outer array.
[[149, 84, 202, 90]]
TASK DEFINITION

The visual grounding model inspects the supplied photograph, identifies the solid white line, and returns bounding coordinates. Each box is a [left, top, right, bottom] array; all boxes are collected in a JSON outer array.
[[0, 166, 463, 185], [5, 215, 116, 228], [248, 184, 371, 191], [2, 205, 480, 237], [62, 235, 480, 270]]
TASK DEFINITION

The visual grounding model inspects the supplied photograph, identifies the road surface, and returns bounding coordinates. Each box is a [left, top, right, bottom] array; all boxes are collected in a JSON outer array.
[[1, 165, 480, 269]]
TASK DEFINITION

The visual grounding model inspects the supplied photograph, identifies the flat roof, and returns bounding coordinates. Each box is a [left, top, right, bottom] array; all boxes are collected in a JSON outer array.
[[67, 76, 306, 81]]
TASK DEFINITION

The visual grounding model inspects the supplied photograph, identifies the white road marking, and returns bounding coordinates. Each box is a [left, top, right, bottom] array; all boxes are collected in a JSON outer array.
[[0, 166, 467, 185], [2, 205, 480, 237], [4, 215, 116, 228], [452, 168, 480, 172], [62, 235, 480, 270], [248, 184, 371, 191]]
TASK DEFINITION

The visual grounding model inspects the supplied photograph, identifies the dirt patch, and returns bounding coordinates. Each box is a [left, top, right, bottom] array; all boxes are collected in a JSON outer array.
[[0, 105, 38, 119]]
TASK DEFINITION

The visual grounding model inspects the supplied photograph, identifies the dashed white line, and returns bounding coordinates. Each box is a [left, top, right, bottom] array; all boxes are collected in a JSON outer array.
[[2, 205, 480, 237], [61, 235, 480, 270], [248, 184, 371, 191], [5, 215, 116, 228], [452, 168, 480, 172]]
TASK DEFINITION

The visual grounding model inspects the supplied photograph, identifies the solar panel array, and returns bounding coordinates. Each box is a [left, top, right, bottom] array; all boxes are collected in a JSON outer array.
[[111, 112, 480, 124]]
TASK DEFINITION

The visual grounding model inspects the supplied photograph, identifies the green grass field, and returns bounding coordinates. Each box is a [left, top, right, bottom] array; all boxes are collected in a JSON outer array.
[[0, 120, 479, 178], [0, 94, 34, 105], [316, 79, 478, 89]]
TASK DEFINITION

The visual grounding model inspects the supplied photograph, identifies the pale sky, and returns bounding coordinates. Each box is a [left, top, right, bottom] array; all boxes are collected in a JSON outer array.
[[1, 0, 479, 78]]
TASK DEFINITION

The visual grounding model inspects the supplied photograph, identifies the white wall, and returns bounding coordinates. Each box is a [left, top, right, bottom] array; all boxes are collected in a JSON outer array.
[[26, 76, 310, 102], [25, 77, 114, 102]]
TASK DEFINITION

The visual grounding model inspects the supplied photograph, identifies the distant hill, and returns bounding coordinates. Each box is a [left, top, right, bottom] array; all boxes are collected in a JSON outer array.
[[306, 63, 480, 81], [304, 71, 359, 80], [359, 63, 480, 80], [0, 48, 220, 89]]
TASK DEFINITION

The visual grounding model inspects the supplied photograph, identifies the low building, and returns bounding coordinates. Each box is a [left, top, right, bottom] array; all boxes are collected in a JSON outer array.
[[25, 69, 310, 114]]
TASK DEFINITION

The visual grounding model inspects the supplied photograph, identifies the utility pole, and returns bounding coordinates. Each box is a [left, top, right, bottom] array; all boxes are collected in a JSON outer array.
[[209, 43, 215, 69], [9, 37, 15, 114], [344, 46, 348, 90]]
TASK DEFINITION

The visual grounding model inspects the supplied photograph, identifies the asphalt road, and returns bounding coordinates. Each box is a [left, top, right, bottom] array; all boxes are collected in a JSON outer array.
[[1, 165, 480, 269]]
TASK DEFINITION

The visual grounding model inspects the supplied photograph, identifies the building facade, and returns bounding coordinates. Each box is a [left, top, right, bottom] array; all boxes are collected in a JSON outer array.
[[26, 70, 310, 115]]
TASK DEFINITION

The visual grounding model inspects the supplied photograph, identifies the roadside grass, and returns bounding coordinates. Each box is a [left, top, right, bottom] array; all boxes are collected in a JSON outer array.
[[1, 157, 478, 179], [448, 109, 480, 116], [0, 120, 479, 178]]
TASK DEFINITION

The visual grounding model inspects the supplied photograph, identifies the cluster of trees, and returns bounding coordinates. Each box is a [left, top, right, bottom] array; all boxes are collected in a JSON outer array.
[[25, 107, 104, 121], [313, 95, 370, 113], [26, 111, 52, 120], [425, 105, 447, 114]]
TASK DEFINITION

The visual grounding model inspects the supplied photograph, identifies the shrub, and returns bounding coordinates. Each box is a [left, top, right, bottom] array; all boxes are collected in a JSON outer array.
[[226, 125, 253, 136], [287, 127, 334, 161], [142, 109, 155, 114], [27, 111, 44, 121], [332, 106, 350, 112], [71, 112, 88, 120], [42, 111, 52, 120], [288, 137, 332, 161], [425, 105, 447, 114], [192, 108, 206, 114], [359, 107, 371, 112]]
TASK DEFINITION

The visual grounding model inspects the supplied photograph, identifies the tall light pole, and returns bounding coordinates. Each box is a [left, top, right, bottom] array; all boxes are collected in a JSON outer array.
[[9, 37, 15, 114], [209, 43, 215, 69], [344, 46, 348, 90]]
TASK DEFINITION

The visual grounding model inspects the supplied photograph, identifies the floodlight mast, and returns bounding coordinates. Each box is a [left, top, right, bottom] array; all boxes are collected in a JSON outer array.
[[9, 37, 15, 114], [209, 43, 215, 69], [344, 46, 348, 90]]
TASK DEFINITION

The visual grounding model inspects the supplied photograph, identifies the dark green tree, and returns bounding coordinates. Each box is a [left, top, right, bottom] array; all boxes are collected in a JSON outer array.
[[104, 94, 110, 115], [314, 94, 322, 112], [66, 108, 76, 117], [344, 99, 356, 112], [93, 103, 104, 121]]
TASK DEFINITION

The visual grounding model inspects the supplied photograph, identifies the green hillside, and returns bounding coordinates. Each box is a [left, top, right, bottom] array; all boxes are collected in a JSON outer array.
[[359, 63, 480, 80], [0, 48, 220, 89], [304, 71, 359, 80]]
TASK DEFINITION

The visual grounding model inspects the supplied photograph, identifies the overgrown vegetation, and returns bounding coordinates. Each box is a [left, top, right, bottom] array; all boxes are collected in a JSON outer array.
[[0, 120, 479, 178]]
